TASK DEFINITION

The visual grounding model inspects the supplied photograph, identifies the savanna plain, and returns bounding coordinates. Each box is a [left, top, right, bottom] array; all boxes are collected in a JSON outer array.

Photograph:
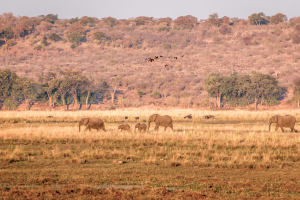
[[1, 109, 300, 199]]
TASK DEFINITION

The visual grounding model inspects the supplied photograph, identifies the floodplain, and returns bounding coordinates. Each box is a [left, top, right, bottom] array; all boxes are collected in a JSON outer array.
[[1, 109, 300, 199]]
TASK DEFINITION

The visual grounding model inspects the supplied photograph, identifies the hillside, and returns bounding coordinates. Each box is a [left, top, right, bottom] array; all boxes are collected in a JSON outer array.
[[1, 13, 300, 110]]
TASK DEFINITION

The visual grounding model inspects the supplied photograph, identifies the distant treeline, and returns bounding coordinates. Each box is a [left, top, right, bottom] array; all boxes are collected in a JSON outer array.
[[204, 72, 282, 110], [0, 68, 286, 110]]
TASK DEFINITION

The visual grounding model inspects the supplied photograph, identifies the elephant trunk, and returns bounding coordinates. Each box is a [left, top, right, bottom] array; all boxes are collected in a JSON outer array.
[[269, 122, 271, 132], [148, 121, 151, 131], [79, 123, 81, 132]]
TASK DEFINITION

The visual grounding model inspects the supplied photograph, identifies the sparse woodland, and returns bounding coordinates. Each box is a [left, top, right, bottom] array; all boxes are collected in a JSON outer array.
[[1, 13, 300, 110]]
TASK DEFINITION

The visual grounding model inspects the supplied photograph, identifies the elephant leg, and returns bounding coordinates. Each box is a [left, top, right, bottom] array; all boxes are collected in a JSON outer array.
[[164, 126, 167, 131], [275, 124, 279, 131], [169, 124, 174, 131], [155, 125, 159, 131], [280, 126, 284, 132]]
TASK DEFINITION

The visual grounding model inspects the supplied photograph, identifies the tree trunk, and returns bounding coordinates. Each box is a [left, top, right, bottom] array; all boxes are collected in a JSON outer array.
[[255, 97, 258, 111], [110, 92, 115, 104], [86, 91, 90, 108], [216, 93, 221, 108], [48, 94, 53, 107]]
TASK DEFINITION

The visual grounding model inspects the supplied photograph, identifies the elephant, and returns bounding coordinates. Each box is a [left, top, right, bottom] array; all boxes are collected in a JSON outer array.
[[79, 118, 106, 132], [184, 114, 192, 119], [269, 115, 297, 132], [118, 124, 131, 132], [135, 123, 147, 132], [148, 114, 173, 131]]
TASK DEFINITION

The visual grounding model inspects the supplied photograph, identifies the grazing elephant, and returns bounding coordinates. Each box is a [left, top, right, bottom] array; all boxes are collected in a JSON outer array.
[[118, 124, 131, 132], [79, 118, 106, 132], [148, 114, 173, 131], [135, 123, 147, 132], [184, 114, 192, 119], [269, 115, 297, 132]]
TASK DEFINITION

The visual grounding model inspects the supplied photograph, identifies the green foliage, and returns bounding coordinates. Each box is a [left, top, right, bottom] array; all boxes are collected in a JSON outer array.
[[248, 12, 267, 25], [157, 26, 170, 31], [93, 31, 106, 40], [49, 33, 60, 41], [69, 17, 79, 24], [208, 13, 221, 27], [67, 32, 83, 45], [79, 91, 96, 104], [41, 39, 48, 46], [70, 43, 77, 49], [4, 97, 18, 110], [45, 14, 58, 24], [0, 26, 14, 41], [12, 77, 37, 101], [270, 13, 287, 24], [204, 72, 282, 107], [0, 69, 19, 100], [34, 45, 43, 50], [137, 89, 145, 96], [102, 17, 118, 27], [150, 91, 161, 99], [55, 93, 73, 106]]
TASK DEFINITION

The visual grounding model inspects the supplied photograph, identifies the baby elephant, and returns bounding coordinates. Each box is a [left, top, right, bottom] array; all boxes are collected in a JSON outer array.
[[135, 123, 147, 132], [118, 124, 131, 132]]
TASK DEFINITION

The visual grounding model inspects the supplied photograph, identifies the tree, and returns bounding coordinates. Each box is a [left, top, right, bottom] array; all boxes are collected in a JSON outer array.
[[49, 33, 60, 41], [67, 32, 83, 45], [293, 79, 300, 107], [0, 26, 14, 42], [102, 17, 118, 27], [68, 22, 86, 34], [174, 15, 198, 29], [208, 13, 221, 27], [93, 31, 105, 41], [0, 69, 19, 100], [59, 69, 88, 109], [204, 72, 228, 108], [270, 13, 287, 25], [56, 78, 70, 110], [246, 72, 281, 110], [106, 77, 122, 104], [12, 77, 37, 110], [248, 12, 267, 25], [45, 14, 58, 24], [41, 72, 58, 107], [69, 17, 79, 24]]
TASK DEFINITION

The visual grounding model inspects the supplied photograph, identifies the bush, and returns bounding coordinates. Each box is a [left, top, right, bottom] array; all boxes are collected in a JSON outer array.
[[163, 43, 171, 49], [4, 97, 18, 110], [49, 33, 60, 41], [34, 45, 43, 50], [137, 89, 145, 96], [242, 37, 252, 45], [292, 34, 300, 44], [41, 39, 48, 46], [70, 44, 77, 49], [150, 91, 161, 99], [219, 25, 231, 35], [157, 26, 170, 31], [93, 31, 106, 40]]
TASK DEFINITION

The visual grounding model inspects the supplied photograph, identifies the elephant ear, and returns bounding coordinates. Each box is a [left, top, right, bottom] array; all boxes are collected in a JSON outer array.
[[84, 118, 89, 125], [274, 115, 278, 122], [153, 114, 158, 122]]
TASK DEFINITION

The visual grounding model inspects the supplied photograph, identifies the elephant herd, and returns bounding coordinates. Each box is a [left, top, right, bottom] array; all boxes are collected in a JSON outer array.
[[79, 114, 173, 132], [78, 114, 298, 133]]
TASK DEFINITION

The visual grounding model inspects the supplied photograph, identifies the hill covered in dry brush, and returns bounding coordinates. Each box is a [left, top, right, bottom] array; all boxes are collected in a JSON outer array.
[[1, 13, 300, 110]]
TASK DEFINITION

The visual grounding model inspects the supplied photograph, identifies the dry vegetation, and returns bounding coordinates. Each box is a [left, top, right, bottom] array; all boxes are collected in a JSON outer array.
[[1, 109, 300, 198], [1, 13, 300, 109]]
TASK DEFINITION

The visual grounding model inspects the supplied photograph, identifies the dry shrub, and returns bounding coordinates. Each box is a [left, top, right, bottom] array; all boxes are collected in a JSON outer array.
[[292, 34, 300, 44], [219, 25, 231, 35], [242, 37, 252, 45], [167, 97, 179, 106]]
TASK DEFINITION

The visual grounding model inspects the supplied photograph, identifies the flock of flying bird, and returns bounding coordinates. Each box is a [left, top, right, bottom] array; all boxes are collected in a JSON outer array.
[[147, 55, 184, 67]]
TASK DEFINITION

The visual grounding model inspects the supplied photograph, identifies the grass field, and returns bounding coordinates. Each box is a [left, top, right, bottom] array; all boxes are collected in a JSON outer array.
[[1, 109, 300, 199]]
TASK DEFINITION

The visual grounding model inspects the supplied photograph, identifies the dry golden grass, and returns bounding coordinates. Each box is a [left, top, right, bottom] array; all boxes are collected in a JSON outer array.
[[1, 109, 300, 198]]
